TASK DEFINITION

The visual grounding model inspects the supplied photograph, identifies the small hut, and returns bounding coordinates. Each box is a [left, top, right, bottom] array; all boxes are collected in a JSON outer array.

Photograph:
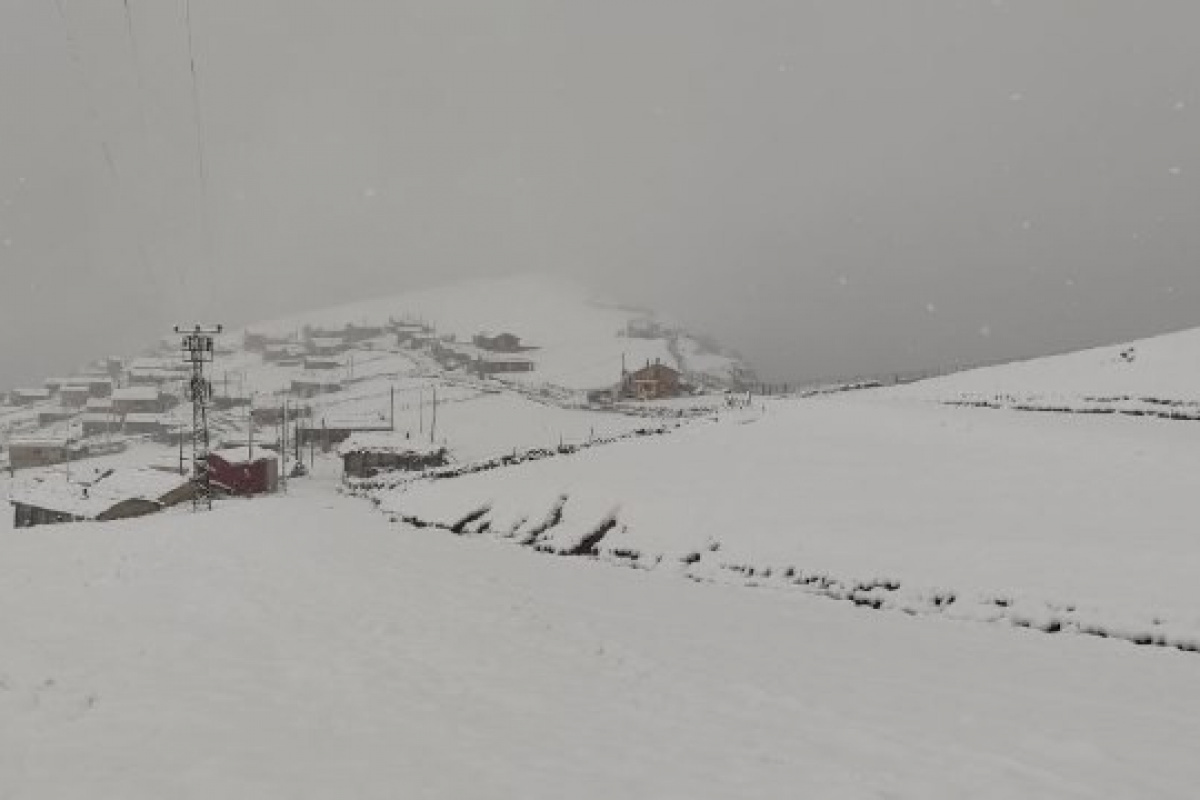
[[338, 434, 449, 479], [207, 449, 280, 497]]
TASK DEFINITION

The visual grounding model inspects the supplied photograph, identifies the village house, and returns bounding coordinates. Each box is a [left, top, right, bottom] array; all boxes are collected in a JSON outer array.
[[123, 413, 170, 438], [405, 333, 440, 351], [473, 331, 526, 353], [262, 344, 306, 365], [622, 361, 683, 400], [303, 356, 345, 372], [58, 384, 93, 408], [207, 449, 279, 496], [476, 354, 536, 376], [37, 408, 76, 427], [127, 369, 172, 387], [80, 413, 121, 439], [243, 330, 293, 353], [112, 386, 167, 415], [74, 377, 115, 398], [290, 377, 343, 399], [307, 336, 349, 357], [10, 468, 196, 529], [390, 321, 431, 345], [85, 397, 115, 414], [9, 387, 51, 406], [296, 415, 393, 452], [342, 322, 388, 344], [211, 393, 251, 412], [44, 378, 68, 395], [7, 437, 78, 470], [251, 404, 311, 427], [338, 434, 449, 480]]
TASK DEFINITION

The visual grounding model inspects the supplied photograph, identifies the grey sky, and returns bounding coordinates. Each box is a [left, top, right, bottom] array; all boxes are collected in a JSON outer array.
[[2, 1, 1198, 386]]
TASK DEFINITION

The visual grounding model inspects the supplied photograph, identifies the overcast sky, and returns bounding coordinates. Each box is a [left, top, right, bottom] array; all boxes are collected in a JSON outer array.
[[2, 1, 1198, 386]]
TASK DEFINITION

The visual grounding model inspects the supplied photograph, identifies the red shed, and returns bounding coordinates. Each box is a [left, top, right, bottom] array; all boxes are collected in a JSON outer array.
[[207, 448, 279, 497]]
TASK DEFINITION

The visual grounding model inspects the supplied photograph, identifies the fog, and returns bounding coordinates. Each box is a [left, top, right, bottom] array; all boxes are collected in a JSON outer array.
[[2, 1, 1198, 387]]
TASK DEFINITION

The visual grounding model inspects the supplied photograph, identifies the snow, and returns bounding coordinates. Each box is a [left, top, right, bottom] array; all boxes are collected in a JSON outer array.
[[8, 467, 187, 519], [243, 274, 745, 391], [386, 393, 1200, 649], [6, 277, 1200, 794], [892, 326, 1200, 403], [337, 432, 445, 457], [2, 487, 1198, 798], [112, 386, 160, 402]]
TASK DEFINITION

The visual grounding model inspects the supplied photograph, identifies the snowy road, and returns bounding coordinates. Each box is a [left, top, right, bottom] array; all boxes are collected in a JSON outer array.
[[2, 486, 1199, 798]]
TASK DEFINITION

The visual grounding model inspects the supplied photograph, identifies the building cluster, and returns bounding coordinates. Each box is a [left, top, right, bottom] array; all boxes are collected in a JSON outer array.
[[4, 356, 191, 469], [8, 448, 280, 530]]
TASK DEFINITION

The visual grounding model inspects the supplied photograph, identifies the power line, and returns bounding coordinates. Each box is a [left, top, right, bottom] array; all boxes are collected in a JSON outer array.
[[52, 0, 160, 293], [182, 0, 216, 300]]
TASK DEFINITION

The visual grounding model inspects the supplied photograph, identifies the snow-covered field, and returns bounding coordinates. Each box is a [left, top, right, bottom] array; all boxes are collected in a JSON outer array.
[[387, 392, 1200, 651], [895, 326, 1200, 404], [7, 281, 1200, 795], [3, 484, 1198, 799]]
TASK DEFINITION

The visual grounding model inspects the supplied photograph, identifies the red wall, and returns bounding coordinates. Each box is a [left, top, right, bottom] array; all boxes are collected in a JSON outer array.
[[207, 454, 278, 496]]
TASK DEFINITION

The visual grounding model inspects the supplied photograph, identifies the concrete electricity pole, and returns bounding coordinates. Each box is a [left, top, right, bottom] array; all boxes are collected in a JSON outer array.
[[176, 324, 223, 511]]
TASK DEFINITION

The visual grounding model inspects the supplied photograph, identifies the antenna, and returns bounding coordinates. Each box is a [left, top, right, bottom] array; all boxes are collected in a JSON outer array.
[[175, 324, 223, 510]]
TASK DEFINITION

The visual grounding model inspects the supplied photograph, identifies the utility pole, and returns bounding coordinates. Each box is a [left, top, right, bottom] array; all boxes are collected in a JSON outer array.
[[176, 324, 223, 511], [430, 386, 437, 445], [247, 392, 254, 463], [281, 399, 289, 492]]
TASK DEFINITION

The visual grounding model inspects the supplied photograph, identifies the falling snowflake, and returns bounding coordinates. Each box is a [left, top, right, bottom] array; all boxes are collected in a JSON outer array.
[[838, 275, 849, 287], [979, 325, 992, 338], [1009, 92, 1024, 102], [1174, 101, 1187, 111], [2, 238, 10, 248], [363, 187, 377, 199], [1021, 220, 1033, 230], [1168, 166, 1183, 176], [926, 303, 937, 314]]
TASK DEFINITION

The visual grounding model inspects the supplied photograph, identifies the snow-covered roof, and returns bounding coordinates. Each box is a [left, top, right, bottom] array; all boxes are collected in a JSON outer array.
[[8, 436, 71, 450], [8, 468, 188, 518], [291, 375, 343, 387], [12, 387, 50, 398], [310, 336, 345, 347], [210, 447, 279, 466], [479, 354, 535, 364], [114, 386, 160, 402], [337, 433, 447, 457], [124, 413, 167, 425]]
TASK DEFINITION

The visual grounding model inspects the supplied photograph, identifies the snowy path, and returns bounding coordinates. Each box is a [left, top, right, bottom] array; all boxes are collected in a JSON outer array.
[[2, 487, 1199, 798]]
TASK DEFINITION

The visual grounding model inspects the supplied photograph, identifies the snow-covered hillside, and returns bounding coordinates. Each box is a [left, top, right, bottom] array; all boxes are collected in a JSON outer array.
[[244, 273, 750, 392], [6, 281, 1200, 795], [3, 484, 1199, 799], [385, 387, 1200, 653], [894, 326, 1200, 404]]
